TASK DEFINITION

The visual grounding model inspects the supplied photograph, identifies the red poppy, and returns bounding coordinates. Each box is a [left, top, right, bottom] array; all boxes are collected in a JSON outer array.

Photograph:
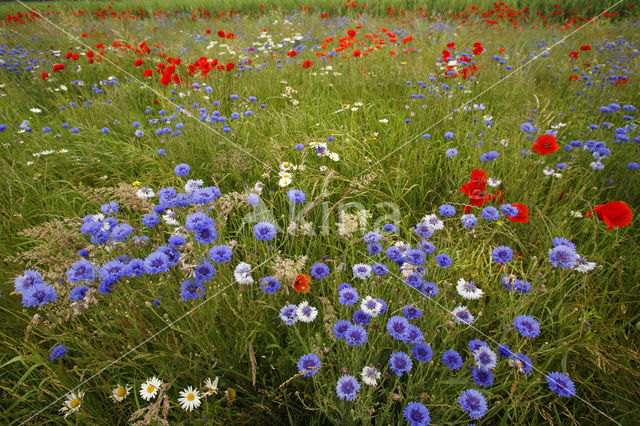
[[205, 29, 211, 34], [217, 30, 225, 38], [294, 274, 311, 293], [287, 50, 297, 57], [352, 49, 361, 57], [447, 42, 455, 49], [347, 29, 356, 38], [586, 201, 632, 231], [41, 71, 48, 80], [533, 134, 559, 155], [568, 51, 578, 58], [459, 169, 488, 196], [226, 62, 235, 71], [302, 60, 312, 69], [134, 59, 144, 66], [142, 69, 153, 77], [580, 45, 591, 51], [506, 203, 530, 223], [52, 63, 65, 72]]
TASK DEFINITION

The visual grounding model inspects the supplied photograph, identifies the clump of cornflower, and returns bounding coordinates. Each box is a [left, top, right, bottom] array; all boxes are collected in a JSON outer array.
[[297, 353, 321, 377], [472, 368, 494, 387], [451, 306, 474, 325], [404, 402, 430, 426], [548, 238, 578, 269], [387, 316, 410, 340], [456, 278, 483, 300], [310, 262, 330, 279], [209, 245, 233, 263], [546, 372, 576, 398], [353, 309, 371, 325], [513, 315, 541, 338], [402, 304, 422, 319], [498, 344, 513, 358], [388, 351, 413, 376], [333, 320, 352, 339], [468, 339, 488, 352], [260, 276, 281, 294], [336, 375, 360, 401], [49, 345, 68, 360], [253, 222, 277, 241], [446, 148, 458, 158], [491, 246, 513, 263], [501, 204, 518, 217], [69, 285, 88, 302], [442, 349, 463, 370], [296, 301, 318, 322], [287, 189, 306, 203], [360, 296, 383, 317], [501, 274, 532, 293], [436, 253, 452, 267], [179, 280, 205, 301], [458, 389, 488, 419], [481, 206, 500, 221], [510, 353, 533, 375]]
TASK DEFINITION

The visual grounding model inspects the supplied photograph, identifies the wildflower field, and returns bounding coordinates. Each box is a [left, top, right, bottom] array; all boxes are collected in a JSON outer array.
[[1, 0, 639, 424]]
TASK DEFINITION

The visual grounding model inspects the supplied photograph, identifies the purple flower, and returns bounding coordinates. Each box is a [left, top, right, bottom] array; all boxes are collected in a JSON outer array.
[[513, 315, 540, 338], [546, 372, 576, 398], [297, 353, 321, 377], [49, 345, 68, 360], [336, 375, 360, 401], [388, 351, 412, 376], [491, 246, 513, 263], [310, 262, 330, 279], [253, 221, 277, 241]]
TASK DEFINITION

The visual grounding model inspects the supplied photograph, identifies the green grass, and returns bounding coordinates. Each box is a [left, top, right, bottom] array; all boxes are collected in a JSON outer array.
[[1, 1, 639, 425]]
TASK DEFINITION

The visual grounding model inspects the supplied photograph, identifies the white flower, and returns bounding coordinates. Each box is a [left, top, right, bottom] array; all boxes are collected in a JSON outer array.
[[543, 167, 555, 176], [136, 186, 155, 199], [574, 255, 596, 273], [361, 366, 381, 386], [487, 178, 501, 187], [184, 179, 203, 194], [422, 214, 444, 231], [178, 386, 202, 411], [456, 278, 484, 300], [30, 108, 42, 113], [279, 161, 292, 171], [378, 118, 389, 123], [111, 384, 132, 402], [278, 176, 292, 187], [162, 209, 179, 226], [60, 391, 84, 417], [234, 262, 253, 285], [140, 377, 163, 401], [319, 166, 328, 172], [569, 210, 583, 218], [451, 306, 474, 325], [474, 346, 498, 370], [329, 152, 340, 161], [203, 377, 219, 396], [296, 301, 318, 322], [360, 296, 382, 317]]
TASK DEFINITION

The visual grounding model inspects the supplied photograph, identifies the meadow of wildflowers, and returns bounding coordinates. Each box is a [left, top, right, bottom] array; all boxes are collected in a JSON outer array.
[[1, 0, 639, 424]]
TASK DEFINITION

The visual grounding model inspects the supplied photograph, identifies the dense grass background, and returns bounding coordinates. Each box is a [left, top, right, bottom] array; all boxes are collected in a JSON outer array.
[[1, 1, 639, 425]]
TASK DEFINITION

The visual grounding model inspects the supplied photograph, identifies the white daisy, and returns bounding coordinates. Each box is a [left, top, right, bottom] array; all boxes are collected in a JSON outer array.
[[278, 176, 292, 187], [361, 366, 381, 386], [296, 301, 318, 323], [60, 391, 83, 417], [569, 210, 583, 218], [203, 377, 219, 397], [139, 376, 162, 401], [360, 296, 382, 317], [30, 107, 42, 113], [234, 262, 253, 285], [328, 152, 340, 161], [178, 386, 202, 411], [111, 384, 132, 403], [456, 278, 484, 300]]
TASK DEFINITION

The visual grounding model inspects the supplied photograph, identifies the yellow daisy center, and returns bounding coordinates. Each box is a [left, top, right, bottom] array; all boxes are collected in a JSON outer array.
[[70, 398, 81, 409], [147, 385, 155, 393], [187, 393, 195, 401], [117, 388, 126, 397]]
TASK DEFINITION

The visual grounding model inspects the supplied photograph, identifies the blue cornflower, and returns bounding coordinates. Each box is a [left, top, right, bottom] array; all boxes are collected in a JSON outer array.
[[548, 245, 578, 269], [352, 263, 372, 280], [444, 131, 454, 139], [49, 345, 68, 360], [344, 324, 368, 346], [279, 304, 298, 326], [481, 206, 500, 221], [403, 402, 430, 426], [294, 144, 304, 151], [388, 351, 413, 376], [246, 193, 260, 206], [287, 189, 306, 203], [468, 339, 489, 352], [141, 213, 160, 228], [310, 262, 330, 279], [168, 235, 186, 248], [414, 222, 434, 239], [125, 259, 146, 277], [461, 214, 478, 229], [438, 204, 456, 216], [382, 223, 396, 232], [174, 163, 190, 176], [387, 316, 410, 340], [436, 253, 452, 267], [253, 221, 277, 241], [402, 305, 422, 320], [474, 346, 498, 370], [520, 122, 535, 132], [501, 204, 518, 217], [405, 249, 425, 265], [260, 276, 281, 294], [442, 349, 463, 370], [66, 260, 96, 284], [404, 325, 424, 345], [352, 309, 371, 325], [338, 287, 360, 306], [193, 224, 218, 245], [209, 245, 232, 263], [194, 261, 216, 282], [297, 353, 321, 377], [144, 251, 170, 274], [111, 223, 133, 242], [491, 246, 513, 263], [179, 279, 205, 301], [336, 375, 360, 401], [551, 237, 576, 251], [513, 315, 541, 338], [21, 284, 57, 307], [333, 320, 352, 339], [411, 343, 433, 362], [480, 151, 499, 162], [385, 246, 403, 261], [546, 372, 576, 398], [363, 231, 382, 243], [446, 148, 459, 158], [498, 344, 513, 358], [511, 353, 533, 374], [472, 368, 494, 387], [366, 242, 382, 255], [371, 262, 388, 275], [101, 201, 119, 216], [458, 389, 488, 419], [69, 285, 88, 302]]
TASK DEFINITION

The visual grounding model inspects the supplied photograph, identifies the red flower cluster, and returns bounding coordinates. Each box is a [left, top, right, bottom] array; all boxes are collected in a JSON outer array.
[[459, 169, 529, 222]]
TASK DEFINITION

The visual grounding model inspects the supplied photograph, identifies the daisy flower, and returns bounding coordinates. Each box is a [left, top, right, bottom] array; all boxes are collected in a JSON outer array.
[[178, 386, 202, 411], [361, 366, 381, 386], [203, 377, 219, 396], [111, 384, 132, 403], [456, 278, 484, 300], [140, 376, 162, 401], [60, 391, 83, 417]]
